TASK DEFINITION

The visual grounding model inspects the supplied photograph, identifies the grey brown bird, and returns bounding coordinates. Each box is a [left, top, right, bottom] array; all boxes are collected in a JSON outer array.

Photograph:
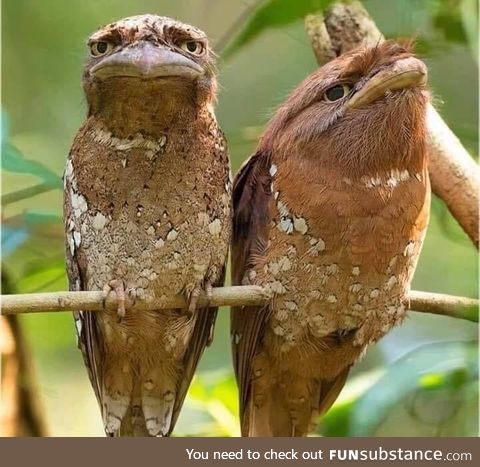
[[64, 14, 231, 436], [231, 41, 430, 436]]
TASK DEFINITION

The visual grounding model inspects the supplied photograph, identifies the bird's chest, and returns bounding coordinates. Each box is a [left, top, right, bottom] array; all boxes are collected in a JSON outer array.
[[65, 128, 231, 299], [256, 169, 430, 351]]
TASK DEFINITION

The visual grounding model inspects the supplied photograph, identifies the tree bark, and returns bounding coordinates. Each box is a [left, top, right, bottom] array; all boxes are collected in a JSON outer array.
[[1, 271, 47, 437]]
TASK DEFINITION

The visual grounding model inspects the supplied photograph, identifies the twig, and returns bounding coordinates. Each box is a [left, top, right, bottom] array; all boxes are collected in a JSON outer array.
[[408, 290, 478, 322], [215, 0, 260, 56], [1, 183, 55, 206], [305, 1, 480, 248], [1, 287, 477, 322]]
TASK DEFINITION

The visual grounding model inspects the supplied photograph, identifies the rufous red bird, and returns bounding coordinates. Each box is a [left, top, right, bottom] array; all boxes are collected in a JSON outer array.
[[231, 41, 430, 436], [64, 15, 231, 436]]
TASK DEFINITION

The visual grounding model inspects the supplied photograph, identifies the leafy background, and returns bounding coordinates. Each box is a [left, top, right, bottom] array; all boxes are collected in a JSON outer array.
[[2, 0, 478, 436]]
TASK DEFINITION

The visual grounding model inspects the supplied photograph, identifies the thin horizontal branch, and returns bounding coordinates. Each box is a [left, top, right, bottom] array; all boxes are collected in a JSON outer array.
[[1, 287, 477, 322], [0, 286, 269, 315], [305, 1, 480, 248], [408, 290, 478, 322]]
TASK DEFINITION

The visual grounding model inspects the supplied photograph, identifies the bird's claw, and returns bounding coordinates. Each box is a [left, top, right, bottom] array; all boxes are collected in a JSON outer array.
[[205, 282, 213, 301], [241, 268, 257, 286], [187, 287, 201, 315], [185, 281, 213, 315], [102, 279, 135, 321]]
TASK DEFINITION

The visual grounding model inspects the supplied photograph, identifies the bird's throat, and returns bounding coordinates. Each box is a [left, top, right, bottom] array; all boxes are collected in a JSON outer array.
[[86, 78, 201, 136]]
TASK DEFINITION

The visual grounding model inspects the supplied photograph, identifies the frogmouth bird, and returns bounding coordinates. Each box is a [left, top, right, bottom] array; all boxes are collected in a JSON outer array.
[[64, 15, 231, 436], [231, 41, 430, 436]]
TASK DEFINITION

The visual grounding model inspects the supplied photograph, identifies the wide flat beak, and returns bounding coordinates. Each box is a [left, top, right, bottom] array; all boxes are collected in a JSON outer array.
[[348, 57, 427, 109], [90, 41, 204, 80]]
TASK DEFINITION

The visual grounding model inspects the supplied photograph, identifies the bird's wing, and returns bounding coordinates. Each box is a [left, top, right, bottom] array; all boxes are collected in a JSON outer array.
[[64, 171, 104, 408], [231, 150, 273, 422], [169, 268, 224, 433]]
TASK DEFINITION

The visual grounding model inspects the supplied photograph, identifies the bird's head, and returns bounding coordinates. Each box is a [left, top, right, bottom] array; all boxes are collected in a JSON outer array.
[[262, 41, 429, 174], [83, 15, 217, 127]]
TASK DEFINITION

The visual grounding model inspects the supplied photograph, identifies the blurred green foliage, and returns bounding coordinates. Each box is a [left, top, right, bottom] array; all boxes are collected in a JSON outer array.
[[1, 0, 478, 436], [220, 0, 336, 59]]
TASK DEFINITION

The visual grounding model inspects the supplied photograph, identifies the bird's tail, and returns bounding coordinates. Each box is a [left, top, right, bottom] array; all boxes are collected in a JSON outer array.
[[242, 369, 349, 437], [102, 365, 178, 437], [118, 401, 150, 437]]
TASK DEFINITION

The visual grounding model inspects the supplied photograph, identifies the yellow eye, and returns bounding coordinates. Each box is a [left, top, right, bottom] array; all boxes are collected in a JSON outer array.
[[180, 40, 204, 55], [90, 41, 113, 57]]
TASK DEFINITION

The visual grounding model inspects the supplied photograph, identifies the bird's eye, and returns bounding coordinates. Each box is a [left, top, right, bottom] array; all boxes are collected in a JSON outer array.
[[325, 84, 351, 102], [90, 41, 112, 57], [180, 40, 204, 55]]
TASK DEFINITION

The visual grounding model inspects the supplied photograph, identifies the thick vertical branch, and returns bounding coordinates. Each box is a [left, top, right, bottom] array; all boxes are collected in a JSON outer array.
[[1, 272, 47, 437], [426, 107, 480, 246], [305, 1, 479, 247], [304, 14, 336, 63]]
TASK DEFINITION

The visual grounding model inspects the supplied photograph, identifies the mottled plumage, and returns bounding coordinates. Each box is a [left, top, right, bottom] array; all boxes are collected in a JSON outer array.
[[232, 42, 430, 436], [64, 14, 231, 436]]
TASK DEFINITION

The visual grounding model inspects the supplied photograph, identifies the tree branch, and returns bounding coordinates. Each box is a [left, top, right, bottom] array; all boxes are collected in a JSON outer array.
[[0, 286, 269, 315], [1, 271, 47, 437], [1, 287, 477, 322], [408, 290, 478, 322], [305, 1, 480, 248], [1, 183, 55, 206]]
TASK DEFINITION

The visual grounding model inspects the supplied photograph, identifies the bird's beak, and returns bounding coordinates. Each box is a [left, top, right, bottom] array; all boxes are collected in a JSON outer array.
[[348, 57, 427, 109], [90, 41, 204, 80]]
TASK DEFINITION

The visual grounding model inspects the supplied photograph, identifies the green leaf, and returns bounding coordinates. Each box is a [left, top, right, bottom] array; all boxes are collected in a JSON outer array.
[[317, 369, 383, 436], [16, 263, 67, 293], [320, 399, 355, 436], [1, 210, 62, 256], [426, 0, 478, 62], [2, 141, 61, 187], [1, 110, 10, 143], [350, 341, 477, 436], [221, 0, 335, 60], [459, 0, 479, 62], [1, 109, 61, 187], [178, 371, 240, 436], [432, 0, 468, 44], [24, 211, 62, 225], [2, 225, 29, 255]]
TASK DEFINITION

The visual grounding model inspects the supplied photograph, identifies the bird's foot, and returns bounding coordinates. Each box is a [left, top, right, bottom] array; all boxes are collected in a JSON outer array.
[[102, 279, 136, 321], [184, 281, 213, 315], [185, 285, 201, 315], [205, 282, 214, 301], [241, 268, 257, 286]]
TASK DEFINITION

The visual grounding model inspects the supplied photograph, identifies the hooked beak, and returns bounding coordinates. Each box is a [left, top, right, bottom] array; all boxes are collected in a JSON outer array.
[[348, 56, 427, 109], [90, 41, 204, 80]]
